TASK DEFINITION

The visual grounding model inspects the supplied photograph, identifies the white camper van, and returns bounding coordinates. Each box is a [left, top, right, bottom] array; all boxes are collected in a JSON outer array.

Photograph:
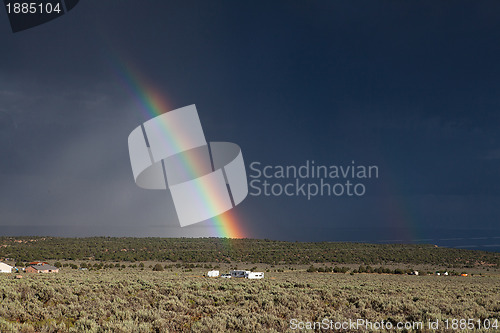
[[247, 272, 264, 279], [207, 270, 219, 277]]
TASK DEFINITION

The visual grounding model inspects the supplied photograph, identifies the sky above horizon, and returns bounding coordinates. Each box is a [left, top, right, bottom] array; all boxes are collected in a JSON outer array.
[[1, 1, 499, 251]]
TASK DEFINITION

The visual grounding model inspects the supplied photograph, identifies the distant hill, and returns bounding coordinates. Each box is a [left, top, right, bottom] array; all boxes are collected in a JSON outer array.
[[0, 237, 498, 268]]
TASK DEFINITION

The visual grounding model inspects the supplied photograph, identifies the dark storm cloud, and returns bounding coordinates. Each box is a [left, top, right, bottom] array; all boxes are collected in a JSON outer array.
[[0, 1, 499, 249]]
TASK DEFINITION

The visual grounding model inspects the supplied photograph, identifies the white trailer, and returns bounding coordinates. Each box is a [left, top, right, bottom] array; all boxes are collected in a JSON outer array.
[[207, 270, 219, 277], [0, 263, 13, 273], [247, 272, 264, 279]]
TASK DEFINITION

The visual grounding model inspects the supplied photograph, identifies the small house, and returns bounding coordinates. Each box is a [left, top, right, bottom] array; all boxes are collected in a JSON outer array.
[[0, 262, 13, 273], [26, 263, 59, 273]]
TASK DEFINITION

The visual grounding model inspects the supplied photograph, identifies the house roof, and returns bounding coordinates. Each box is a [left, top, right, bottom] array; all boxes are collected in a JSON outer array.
[[30, 264, 58, 271]]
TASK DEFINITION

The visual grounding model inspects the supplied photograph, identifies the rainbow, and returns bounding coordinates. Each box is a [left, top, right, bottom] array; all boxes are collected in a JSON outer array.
[[115, 61, 246, 239], [376, 157, 419, 243]]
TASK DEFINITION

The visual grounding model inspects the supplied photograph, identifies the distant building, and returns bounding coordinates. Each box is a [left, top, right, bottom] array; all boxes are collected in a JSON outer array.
[[0, 262, 13, 273], [26, 263, 59, 273]]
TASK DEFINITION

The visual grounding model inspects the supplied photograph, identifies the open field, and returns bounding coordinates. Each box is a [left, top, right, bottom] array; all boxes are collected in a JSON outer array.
[[0, 268, 499, 332], [0, 238, 498, 332]]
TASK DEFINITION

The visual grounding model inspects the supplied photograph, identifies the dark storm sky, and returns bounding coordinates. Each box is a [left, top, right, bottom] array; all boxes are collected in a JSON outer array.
[[1, 1, 499, 250]]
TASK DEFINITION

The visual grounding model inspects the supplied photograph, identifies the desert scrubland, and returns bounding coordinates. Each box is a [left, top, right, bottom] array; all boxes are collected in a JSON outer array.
[[0, 269, 499, 332]]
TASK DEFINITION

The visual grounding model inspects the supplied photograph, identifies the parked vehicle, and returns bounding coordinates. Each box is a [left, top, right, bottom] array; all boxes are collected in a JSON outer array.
[[230, 270, 250, 278], [207, 270, 219, 277], [247, 272, 264, 279]]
